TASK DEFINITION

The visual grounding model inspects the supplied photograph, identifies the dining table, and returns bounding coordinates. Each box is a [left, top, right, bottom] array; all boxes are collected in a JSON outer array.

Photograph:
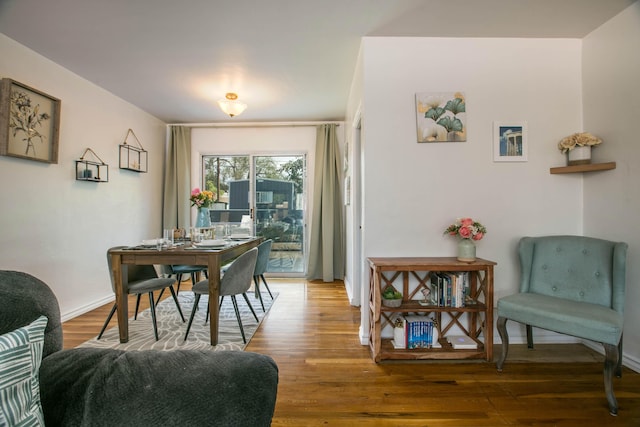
[[108, 236, 263, 345]]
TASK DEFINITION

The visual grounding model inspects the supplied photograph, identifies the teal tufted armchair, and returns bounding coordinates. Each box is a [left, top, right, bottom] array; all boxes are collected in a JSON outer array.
[[496, 235, 628, 415]]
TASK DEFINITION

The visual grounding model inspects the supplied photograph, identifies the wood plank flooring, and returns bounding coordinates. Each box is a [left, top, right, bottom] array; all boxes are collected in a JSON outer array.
[[63, 279, 640, 426]]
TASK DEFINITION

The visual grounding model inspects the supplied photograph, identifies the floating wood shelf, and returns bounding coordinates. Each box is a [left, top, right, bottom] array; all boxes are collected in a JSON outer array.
[[550, 162, 616, 174]]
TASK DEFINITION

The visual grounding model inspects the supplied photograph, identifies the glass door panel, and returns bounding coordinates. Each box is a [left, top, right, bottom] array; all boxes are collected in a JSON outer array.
[[253, 155, 305, 274], [202, 155, 250, 228], [203, 154, 306, 275]]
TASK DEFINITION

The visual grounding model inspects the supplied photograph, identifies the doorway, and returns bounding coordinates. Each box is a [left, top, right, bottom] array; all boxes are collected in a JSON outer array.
[[202, 154, 307, 276]]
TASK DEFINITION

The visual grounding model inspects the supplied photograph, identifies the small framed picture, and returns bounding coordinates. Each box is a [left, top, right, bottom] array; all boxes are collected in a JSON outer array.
[[493, 121, 527, 162], [0, 78, 61, 164]]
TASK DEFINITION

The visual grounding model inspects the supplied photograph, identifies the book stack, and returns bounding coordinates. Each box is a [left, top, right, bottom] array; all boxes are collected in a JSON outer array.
[[392, 315, 440, 349], [428, 272, 469, 308]]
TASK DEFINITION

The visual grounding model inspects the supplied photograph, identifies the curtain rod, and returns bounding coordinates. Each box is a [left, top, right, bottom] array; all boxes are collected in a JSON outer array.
[[165, 121, 344, 128]]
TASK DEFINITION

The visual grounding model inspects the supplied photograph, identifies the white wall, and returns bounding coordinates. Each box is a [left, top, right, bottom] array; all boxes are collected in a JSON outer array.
[[0, 35, 166, 320], [353, 37, 586, 345], [582, 2, 640, 368]]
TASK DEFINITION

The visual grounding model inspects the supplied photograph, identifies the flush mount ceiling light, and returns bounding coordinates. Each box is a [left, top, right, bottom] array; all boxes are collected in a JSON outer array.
[[218, 92, 247, 118]]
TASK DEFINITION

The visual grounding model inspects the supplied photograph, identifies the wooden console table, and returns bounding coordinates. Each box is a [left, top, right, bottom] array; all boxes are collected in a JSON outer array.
[[368, 257, 496, 362]]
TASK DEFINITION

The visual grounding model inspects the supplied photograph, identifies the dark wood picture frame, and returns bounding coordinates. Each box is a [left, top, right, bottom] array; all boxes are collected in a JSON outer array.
[[0, 78, 61, 164]]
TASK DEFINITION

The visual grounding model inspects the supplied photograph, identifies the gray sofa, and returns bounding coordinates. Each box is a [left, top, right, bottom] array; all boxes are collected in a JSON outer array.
[[0, 270, 279, 426]]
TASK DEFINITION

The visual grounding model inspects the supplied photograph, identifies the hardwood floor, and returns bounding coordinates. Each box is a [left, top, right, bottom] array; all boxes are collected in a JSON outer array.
[[63, 279, 640, 426]]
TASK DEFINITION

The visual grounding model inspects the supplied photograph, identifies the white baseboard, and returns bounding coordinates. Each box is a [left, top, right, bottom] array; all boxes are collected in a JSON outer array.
[[581, 340, 640, 373], [60, 295, 114, 323]]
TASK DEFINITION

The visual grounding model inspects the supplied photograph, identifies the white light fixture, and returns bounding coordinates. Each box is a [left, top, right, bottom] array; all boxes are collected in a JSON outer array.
[[218, 92, 247, 118]]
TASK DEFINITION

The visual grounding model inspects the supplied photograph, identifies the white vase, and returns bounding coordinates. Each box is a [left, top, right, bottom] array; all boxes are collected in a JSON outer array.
[[567, 146, 591, 166]]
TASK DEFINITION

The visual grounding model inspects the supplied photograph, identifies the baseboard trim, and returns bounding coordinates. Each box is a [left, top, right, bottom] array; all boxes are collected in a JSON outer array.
[[61, 295, 113, 323]]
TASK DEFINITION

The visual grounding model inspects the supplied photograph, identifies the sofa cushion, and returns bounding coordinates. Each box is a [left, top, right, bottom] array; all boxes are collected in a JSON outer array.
[[40, 348, 278, 427], [498, 293, 623, 345], [0, 315, 48, 426]]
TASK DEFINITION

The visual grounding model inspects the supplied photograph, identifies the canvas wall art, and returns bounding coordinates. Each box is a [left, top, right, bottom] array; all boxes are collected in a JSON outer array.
[[415, 92, 466, 143]]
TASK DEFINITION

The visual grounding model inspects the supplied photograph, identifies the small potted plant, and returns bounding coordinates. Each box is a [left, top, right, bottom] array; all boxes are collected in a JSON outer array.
[[382, 286, 403, 307]]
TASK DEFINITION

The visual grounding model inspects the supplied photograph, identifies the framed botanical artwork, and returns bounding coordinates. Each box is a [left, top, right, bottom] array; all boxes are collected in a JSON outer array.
[[0, 78, 61, 164], [493, 121, 528, 162], [415, 92, 466, 142]]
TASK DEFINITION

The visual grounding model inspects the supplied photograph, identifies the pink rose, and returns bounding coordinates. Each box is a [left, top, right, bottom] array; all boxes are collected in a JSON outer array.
[[458, 226, 472, 238], [191, 188, 201, 196], [472, 232, 484, 241], [460, 218, 473, 227]]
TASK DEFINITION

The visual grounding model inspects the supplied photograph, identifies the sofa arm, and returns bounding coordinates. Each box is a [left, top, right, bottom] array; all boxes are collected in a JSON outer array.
[[40, 348, 278, 427]]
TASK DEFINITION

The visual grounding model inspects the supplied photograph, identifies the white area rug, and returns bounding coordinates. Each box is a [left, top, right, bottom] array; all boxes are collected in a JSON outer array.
[[78, 290, 276, 351]]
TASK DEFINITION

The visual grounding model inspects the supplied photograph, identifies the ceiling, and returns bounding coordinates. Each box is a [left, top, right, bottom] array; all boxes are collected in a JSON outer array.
[[0, 0, 635, 124]]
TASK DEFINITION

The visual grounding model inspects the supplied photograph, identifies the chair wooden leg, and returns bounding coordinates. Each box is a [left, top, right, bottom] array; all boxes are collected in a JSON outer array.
[[496, 316, 509, 371], [616, 336, 623, 378], [242, 293, 259, 322], [148, 292, 159, 341], [261, 274, 273, 299], [603, 343, 619, 416], [184, 294, 201, 341], [231, 296, 247, 344], [526, 324, 534, 349], [253, 276, 266, 312], [168, 285, 185, 322], [98, 303, 117, 340]]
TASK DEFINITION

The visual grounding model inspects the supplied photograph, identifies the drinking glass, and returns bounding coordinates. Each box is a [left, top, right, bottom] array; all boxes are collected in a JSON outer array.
[[163, 229, 174, 247]]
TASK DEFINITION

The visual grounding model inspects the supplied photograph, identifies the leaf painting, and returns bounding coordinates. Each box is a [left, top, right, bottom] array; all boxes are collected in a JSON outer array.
[[416, 92, 467, 143]]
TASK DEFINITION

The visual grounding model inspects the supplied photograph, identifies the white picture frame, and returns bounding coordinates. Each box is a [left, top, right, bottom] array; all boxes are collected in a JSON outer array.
[[493, 121, 528, 162]]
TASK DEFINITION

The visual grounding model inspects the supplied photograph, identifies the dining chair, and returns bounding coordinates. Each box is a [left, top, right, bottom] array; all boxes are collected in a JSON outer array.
[[99, 246, 185, 341], [253, 239, 274, 312], [156, 265, 208, 304], [184, 247, 259, 343]]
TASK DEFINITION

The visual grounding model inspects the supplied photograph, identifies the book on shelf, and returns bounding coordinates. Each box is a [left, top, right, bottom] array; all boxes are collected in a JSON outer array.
[[446, 335, 477, 349], [428, 272, 469, 308], [404, 315, 440, 349]]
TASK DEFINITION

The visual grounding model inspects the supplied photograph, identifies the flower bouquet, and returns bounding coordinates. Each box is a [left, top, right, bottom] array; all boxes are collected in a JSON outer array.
[[445, 217, 486, 262], [444, 217, 486, 241], [190, 188, 214, 208], [557, 132, 602, 154]]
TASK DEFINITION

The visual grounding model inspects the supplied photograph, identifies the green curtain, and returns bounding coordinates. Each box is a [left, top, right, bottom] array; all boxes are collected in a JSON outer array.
[[306, 124, 345, 282], [162, 126, 191, 231]]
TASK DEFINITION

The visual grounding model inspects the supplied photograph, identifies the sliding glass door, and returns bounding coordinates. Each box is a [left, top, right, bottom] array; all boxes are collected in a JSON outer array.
[[202, 154, 306, 275]]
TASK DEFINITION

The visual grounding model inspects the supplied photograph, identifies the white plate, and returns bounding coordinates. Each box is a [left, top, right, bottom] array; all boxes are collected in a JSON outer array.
[[141, 239, 161, 246], [195, 239, 227, 248], [230, 235, 251, 240]]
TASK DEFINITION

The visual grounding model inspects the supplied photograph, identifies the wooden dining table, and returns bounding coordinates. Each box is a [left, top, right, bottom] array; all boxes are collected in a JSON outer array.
[[108, 237, 263, 345]]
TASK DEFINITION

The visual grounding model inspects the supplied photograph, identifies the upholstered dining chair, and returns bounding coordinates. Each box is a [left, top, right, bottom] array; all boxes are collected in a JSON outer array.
[[99, 246, 186, 341], [253, 239, 274, 312], [156, 264, 208, 304], [184, 248, 259, 343], [496, 235, 628, 415]]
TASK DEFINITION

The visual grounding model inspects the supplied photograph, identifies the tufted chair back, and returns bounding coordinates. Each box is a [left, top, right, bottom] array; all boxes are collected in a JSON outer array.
[[518, 235, 627, 313]]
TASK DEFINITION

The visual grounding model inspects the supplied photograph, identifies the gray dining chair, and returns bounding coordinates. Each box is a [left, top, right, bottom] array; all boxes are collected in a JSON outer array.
[[253, 239, 274, 312], [156, 264, 208, 304], [184, 247, 259, 343], [99, 246, 185, 341]]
